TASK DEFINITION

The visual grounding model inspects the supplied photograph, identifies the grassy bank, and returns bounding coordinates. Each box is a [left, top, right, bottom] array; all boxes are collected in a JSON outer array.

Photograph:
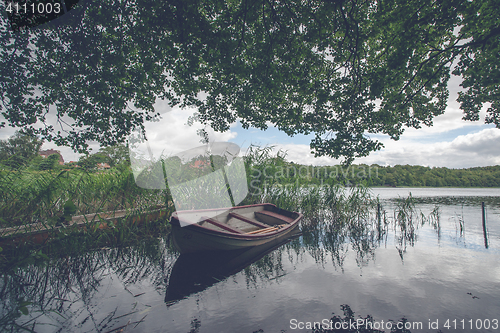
[[0, 146, 448, 233], [0, 168, 170, 228], [0, 167, 174, 270], [0, 146, 448, 271]]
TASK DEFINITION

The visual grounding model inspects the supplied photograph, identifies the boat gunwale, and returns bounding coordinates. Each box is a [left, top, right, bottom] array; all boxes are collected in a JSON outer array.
[[169, 203, 302, 240]]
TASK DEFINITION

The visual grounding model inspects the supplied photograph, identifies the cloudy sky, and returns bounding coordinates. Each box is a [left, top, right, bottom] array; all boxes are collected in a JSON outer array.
[[1, 75, 499, 168], [224, 74, 500, 168]]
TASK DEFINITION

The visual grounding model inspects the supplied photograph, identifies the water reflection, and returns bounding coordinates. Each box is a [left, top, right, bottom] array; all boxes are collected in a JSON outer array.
[[298, 197, 425, 269], [165, 229, 301, 304], [409, 195, 500, 208], [1, 191, 499, 332], [0, 239, 176, 332], [309, 304, 416, 333]]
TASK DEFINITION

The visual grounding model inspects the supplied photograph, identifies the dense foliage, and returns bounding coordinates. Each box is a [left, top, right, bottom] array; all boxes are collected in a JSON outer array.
[[365, 164, 500, 187], [0, 132, 43, 169], [1, 0, 499, 163], [0, 130, 131, 171]]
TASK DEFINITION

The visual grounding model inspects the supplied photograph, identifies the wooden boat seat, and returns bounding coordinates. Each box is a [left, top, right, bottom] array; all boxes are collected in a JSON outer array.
[[200, 217, 244, 234], [192, 208, 296, 235], [254, 210, 294, 224], [228, 212, 270, 229], [246, 224, 288, 235], [170, 204, 302, 253]]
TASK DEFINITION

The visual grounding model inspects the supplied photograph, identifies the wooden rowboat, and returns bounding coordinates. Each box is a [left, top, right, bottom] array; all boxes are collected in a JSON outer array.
[[169, 203, 302, 254]]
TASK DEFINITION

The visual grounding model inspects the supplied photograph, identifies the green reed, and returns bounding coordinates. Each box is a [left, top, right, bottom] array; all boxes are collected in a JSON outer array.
[[0, 212, 172, 272], [0, 165, 176, 272], [242, 146, 375, 221], [0, 168, 168, 228], [243, 147, 454, 267]]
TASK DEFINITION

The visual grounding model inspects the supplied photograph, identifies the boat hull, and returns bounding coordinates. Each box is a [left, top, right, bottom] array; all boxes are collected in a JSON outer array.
[[170, 204, 302, 254]]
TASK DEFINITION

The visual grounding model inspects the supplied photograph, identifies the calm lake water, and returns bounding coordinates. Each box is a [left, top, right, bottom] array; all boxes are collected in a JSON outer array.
[[2, 187, 500, 332]]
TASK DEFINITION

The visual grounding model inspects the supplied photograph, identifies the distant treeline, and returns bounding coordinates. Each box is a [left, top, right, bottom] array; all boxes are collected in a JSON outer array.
[[369, 164, 500, 187], [289, 164, 500, 187], [247, 153, 500, 188]]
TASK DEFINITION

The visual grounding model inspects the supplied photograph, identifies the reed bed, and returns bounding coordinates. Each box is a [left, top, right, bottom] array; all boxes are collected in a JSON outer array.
[[243, 146, 376, 223], [0, 147, 447, 331], [0, 168, 167, 228], [0, 166, 174, 272], [243, 146, 446, 268], [0, 146, 438, 272]]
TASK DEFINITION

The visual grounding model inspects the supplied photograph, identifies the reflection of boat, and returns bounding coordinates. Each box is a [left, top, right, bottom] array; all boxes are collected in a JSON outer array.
[[165, 228, 301, 304], [169, 203, 302, 254]]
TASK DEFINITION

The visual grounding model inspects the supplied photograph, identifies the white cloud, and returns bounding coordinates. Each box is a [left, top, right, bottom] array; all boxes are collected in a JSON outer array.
[[129, 100, 238, 162], [357, 128, 500, 168], [249, 128, 500, 169], [384, 74, 491, 139], [0, 99, 239, 163]]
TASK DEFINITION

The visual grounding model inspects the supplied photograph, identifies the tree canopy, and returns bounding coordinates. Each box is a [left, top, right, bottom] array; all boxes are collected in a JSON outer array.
[[1, 0, 499, 163], [0, 131, 44, 168], [78, 143, 130, 169]]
